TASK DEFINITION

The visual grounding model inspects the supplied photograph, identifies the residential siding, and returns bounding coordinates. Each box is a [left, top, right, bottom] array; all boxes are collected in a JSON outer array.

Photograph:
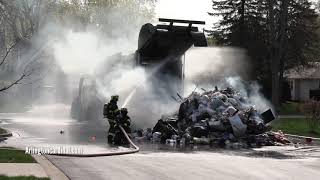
[[298, 79, 320, 101], [292, 79, 299, 101]]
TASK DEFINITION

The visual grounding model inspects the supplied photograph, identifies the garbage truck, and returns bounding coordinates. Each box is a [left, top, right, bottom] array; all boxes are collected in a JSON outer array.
[[136, 18, 207, 79], [71, 18, 207, 120]]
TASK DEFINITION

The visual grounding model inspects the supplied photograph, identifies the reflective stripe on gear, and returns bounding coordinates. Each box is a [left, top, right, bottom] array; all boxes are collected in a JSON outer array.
[[108, 132, 115, 136]]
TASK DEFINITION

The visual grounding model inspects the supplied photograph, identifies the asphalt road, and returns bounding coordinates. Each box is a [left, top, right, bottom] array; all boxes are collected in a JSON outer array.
[[0, 104, 109, 146], [1, 104, 320, 180], [47, 148, 320, 180]]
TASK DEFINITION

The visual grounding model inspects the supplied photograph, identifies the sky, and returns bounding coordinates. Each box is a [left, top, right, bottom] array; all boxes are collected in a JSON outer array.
[[155, 0, 318, 30], [155, 0, 215, 30]]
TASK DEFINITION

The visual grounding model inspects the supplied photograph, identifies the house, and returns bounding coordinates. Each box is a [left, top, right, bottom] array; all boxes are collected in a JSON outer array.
[[286, 63, 320, 101]]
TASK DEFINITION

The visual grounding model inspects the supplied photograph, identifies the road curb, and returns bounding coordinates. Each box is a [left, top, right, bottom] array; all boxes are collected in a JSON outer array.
[[0, 148, 65, 179], [33, 155, 69, 180]]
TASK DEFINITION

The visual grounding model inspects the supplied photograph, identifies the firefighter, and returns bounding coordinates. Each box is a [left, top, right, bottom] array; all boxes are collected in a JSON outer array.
[[103, 95, 119, 144], [113, 108, 132, 145], [118, 108, 131, 133]]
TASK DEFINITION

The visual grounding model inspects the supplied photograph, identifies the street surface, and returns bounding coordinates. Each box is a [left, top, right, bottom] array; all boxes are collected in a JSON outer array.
[[47, 149, 320, 180], [1, 104, 320, 180]]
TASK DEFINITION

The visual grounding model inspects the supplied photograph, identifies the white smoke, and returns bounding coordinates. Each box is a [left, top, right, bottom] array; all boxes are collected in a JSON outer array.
[[182, 47, 273, 114], [49, 30, 134, 74], [52, 31, 109, 74], [225, 76, 274, 113], [23, 4, 273, 128], [40, 23, 174, 128], [40, 27, 273, 127]]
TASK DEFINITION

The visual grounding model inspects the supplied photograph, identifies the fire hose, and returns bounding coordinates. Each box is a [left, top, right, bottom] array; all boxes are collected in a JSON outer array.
[[51, 125, 139, 157]]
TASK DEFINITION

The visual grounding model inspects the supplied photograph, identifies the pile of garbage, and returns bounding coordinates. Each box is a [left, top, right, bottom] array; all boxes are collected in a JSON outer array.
[[134, 87, 291, 148]]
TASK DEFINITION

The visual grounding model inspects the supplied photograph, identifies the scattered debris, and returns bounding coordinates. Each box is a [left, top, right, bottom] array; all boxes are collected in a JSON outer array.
[[90, 136, 96, 142], [0, 137, 7, 142], [134, 87, 292, 148], [306, 138, 313, 144]]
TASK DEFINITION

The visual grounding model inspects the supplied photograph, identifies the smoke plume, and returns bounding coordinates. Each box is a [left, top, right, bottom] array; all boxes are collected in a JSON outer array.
[[16, 1, 273, 129]]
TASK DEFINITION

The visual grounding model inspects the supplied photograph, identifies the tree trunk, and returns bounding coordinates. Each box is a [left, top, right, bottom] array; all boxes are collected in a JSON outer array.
[[268, 0, 289, 113], [267, 0, 278, 111], [275, 0, 289, 109], [239, 0, 246, 46]]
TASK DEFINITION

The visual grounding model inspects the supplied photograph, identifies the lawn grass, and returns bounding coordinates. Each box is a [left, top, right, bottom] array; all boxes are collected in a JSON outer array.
[[0, 127, 7, 134], [279, 101, 302, 115], [0, 149, 36, 163], [0, 175, 49, 180], [272, 118, 320, 138]]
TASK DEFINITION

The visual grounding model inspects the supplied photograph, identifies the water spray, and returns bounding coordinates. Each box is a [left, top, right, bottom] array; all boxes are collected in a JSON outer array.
[[121, 88, 137, 108], [120, 56, 177, 108]]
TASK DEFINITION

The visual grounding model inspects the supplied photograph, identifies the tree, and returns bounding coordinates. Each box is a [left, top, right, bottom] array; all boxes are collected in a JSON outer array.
[[46, 0, 156, 38], [209, 0, 319, 110], [0, 0, 47, 43], [0, 41, 33, 92], [0, 0, 157, 93], [267, 0, 289, 109], [0, 0, 49, 93], [85, 0, 156, 38]]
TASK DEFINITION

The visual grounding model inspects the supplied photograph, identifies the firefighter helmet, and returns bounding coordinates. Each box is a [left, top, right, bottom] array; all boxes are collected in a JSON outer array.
[[111, 95, 119, 101], [120, 108, 128, 114]]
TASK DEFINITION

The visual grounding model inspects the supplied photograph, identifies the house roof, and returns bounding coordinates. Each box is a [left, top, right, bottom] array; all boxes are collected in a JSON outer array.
[[285, 62, 320, 79]]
